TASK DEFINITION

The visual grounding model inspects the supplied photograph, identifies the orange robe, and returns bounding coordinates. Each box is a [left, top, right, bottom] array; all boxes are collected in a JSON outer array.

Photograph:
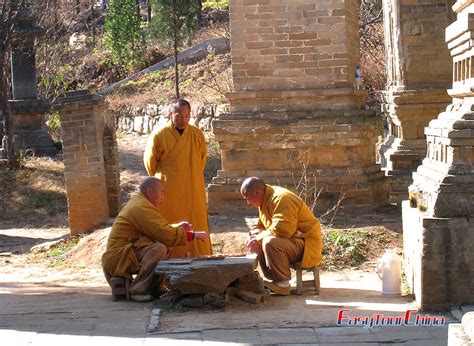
[[143, 122, 212, 258], [101, 192, 187, 280], [255, 185, 323, 268]]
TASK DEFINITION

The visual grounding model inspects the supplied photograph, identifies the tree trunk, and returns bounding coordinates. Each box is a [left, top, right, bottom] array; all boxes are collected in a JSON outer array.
[[174, 35, 179, 99], [196, 0, 202, 27], [147, 1, 152, 24], [0, 0, 21, 168], [75, 0, 80, 15], [173, 0, 179, 98], [0, 56, 18, 168]]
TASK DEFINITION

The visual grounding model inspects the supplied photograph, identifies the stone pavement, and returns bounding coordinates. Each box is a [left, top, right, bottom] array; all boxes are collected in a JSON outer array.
[[0, 324, 450, 345], [0, 269, 455, 345]]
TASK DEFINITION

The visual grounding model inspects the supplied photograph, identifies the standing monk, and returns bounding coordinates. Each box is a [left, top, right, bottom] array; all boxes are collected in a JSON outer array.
[[143, 99, 212, 258]]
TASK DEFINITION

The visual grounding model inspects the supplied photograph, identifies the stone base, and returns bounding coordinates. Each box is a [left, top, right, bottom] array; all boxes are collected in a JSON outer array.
[[448, 312, 474, 345], [402, 201, 474, 310], [209, 108, 389, 215], [14, 129, 57, 156], [379, 136, 424, 204], [380, 89, 451, 204], [9, 99, 57, 157]]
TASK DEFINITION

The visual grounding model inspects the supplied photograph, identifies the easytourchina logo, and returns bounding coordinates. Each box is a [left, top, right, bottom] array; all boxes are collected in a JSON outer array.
[[337, 309, 446, 328]]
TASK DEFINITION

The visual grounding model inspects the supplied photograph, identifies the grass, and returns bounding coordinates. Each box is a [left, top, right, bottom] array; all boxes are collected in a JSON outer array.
[[44, 237, 79, 267], [322, 229, 401, 270], [28, 237, 80, 268]]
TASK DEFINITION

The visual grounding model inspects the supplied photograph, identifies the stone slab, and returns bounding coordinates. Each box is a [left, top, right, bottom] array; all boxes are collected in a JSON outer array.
[[155, 255, 258, 294]]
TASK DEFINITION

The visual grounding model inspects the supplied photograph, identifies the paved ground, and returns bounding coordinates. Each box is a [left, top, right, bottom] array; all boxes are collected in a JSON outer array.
[[0, 268, 454, 345], [0, 325, 450, 345], [0, 213, 454, 345]]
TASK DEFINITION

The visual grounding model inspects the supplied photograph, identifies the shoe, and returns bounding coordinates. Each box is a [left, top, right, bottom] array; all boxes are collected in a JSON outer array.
[[130, 293, 154, 302], [263, 281, 291, 296]]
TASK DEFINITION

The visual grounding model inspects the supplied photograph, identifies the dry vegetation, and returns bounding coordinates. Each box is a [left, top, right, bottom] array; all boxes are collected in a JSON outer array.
[[0, 156, 67, 229], [106, 51, 232, 115]]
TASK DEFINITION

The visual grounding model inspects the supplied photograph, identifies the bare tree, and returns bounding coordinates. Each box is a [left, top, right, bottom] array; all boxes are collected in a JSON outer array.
[[0, 0, 26, 167], [359, 0, 386, 105]]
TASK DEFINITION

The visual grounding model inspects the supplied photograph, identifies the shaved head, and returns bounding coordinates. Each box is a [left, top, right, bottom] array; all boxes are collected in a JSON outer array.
[[240, 177, 267, 209], [240, 177, 265, 196], [170, 99, 191, 113], [140, 176, 162, 194]]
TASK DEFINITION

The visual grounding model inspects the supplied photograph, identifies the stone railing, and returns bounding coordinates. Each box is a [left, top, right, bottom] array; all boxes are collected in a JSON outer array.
[[116, 103, 229, 135]]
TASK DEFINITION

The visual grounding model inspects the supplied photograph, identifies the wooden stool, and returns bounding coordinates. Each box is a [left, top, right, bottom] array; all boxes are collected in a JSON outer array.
[[291, 262, 320, 295], [110, 277, 131, 301]]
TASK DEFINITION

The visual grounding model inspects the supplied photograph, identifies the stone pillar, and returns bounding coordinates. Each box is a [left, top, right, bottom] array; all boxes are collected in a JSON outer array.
[[208, 0, 388, 214], [6, 7, 56, 156], [379, 0, 454, 203], [402, 0, 474, 310], [54, 90, 121, 235]]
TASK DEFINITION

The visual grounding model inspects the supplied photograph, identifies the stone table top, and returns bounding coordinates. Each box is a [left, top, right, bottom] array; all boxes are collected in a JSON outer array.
[[155, 255, 258, 294]]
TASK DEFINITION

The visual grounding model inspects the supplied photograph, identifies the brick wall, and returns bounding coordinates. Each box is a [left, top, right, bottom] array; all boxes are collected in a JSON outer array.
[[230, 0, 360, 92], [54, 90, 120, 235], [209, 0, 389, 214]]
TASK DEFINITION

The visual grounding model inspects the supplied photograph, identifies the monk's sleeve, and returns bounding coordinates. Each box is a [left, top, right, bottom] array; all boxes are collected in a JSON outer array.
[[131, 205, 187, 247], [143, 132, 160, 176], [263, 196, 300, 239]]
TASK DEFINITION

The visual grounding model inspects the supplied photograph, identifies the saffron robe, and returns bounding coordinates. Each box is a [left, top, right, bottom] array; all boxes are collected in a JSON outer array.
[[255, 185, 323, 269], [143, 122, 212, 258], [101, 192, 187, 280]]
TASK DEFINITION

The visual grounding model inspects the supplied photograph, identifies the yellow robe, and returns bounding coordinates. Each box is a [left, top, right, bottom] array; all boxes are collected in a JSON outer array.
[[143, 122, 212, 258], [101, 192, 187, 280], [255, 185, 323, 268]]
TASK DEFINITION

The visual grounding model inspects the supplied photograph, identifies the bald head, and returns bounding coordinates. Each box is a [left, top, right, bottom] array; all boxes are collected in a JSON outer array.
[[140, 176, 162, 194], [140, 177, 165, 207], [240, 177, 265, 196], [240, 177, 266, 208], [170, 99, 191, 113]]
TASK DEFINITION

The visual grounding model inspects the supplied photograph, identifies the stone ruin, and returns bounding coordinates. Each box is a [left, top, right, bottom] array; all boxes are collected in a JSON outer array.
[[402, 0, 474, 310], [53, 90, 120, 235], [0, 6, 56, 159], [379, 0, 454, 204]]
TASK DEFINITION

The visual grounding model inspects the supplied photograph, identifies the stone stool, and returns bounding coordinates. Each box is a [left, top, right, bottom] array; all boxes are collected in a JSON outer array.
[[291, 262, 320, 295], [110, 277, 131, 301]]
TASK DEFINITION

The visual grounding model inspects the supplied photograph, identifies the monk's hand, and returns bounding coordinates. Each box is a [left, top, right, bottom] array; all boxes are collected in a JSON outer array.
[[248, 224, 264, 236], [245, 235, 262, 254], [293, 230, 306, 239], [193, 231, 208, 241], [177, 221, 193, 233]]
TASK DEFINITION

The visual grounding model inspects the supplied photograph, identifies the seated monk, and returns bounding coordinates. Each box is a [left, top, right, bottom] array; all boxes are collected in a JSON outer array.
[[241, 177, 322, 296], [101, 176, 207, 302]]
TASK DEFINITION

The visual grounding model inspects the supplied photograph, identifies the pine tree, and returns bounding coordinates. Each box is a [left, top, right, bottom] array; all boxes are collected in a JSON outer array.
[[150, 0, 198, 98]]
